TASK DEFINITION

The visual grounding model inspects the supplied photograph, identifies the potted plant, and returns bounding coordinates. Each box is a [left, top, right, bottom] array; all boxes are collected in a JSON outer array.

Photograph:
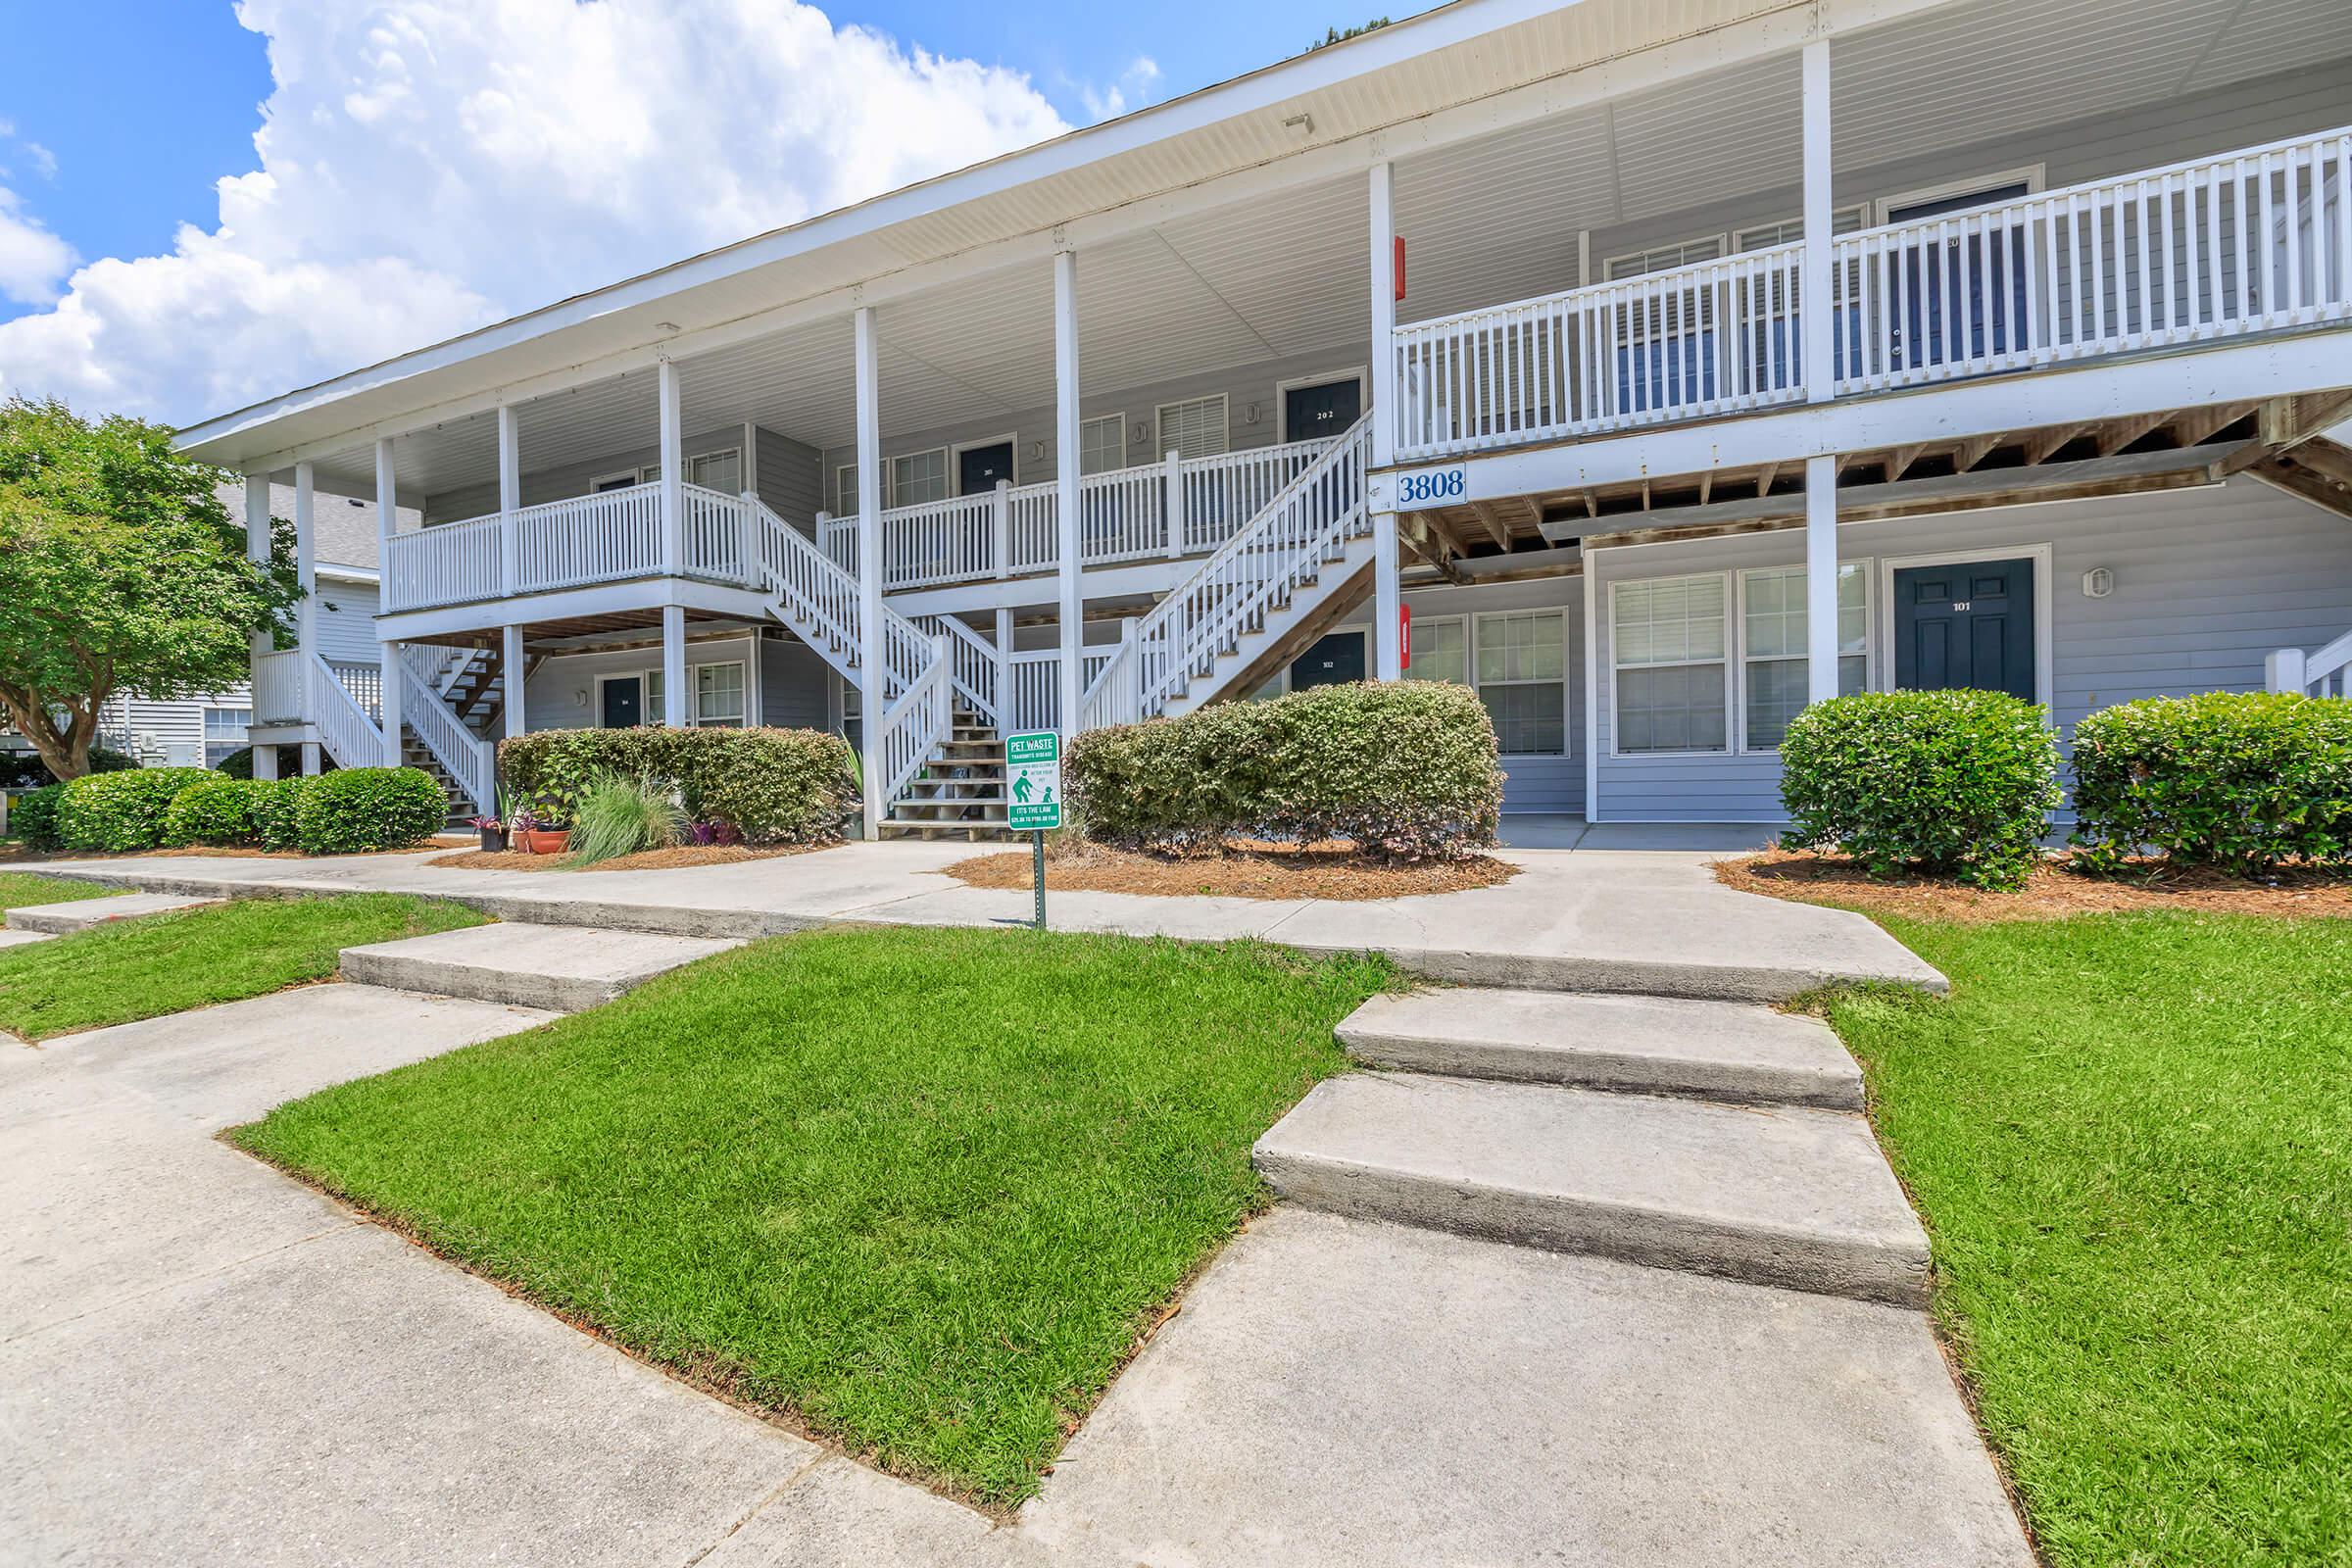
[[468, 812, 508, 853], [509, 802, 570, 857]]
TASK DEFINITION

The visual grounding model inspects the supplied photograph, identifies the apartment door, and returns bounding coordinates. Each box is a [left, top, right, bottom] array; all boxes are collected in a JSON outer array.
[[958, 441, 1014, 495], [1284, 377, 1362, 442], [1288, 629, 1366, 691], [600, 675, 644, 729], [1893, 559, 2035, 703], [1887, 181, 2033, 371]]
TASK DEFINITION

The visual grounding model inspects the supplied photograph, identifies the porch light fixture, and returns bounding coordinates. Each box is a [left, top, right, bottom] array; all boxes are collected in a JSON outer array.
[[2082, 567, 2114, 599]]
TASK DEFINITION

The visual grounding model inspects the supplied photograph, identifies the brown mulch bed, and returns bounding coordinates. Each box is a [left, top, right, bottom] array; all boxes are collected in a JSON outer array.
[[429, 843, 827, 873], [945, 842, 1518, 902], [1716, 848, 2352, 922]]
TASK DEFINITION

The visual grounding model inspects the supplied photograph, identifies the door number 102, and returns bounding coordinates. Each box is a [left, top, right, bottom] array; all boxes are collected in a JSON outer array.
[[1396, 469, 1466, 505]]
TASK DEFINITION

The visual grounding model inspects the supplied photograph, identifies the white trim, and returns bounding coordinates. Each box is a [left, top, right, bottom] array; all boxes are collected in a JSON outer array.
[[1470, 606, 1571, 760], [591, 466, 647, 493], [833, 461, 860, 515], [1599, 232, 1729, 281], [888, 445, 953, 508], [949, 431, 1020, 494], [1273, 367, 1370, 445], [1876, 164, 2046, 225], [1582, 561, 1599, 820], [691, 657, 751, 727], [683, 444, 745, 491], [1731, 204, 1870, 253], [1077, 411, 1129, 476], [593, 669, 648, 729], [1874, 541, 2056, 712], [1605, 569, 1734, 760], [1154, 393, 1231, 461], [1732, 559, 1874, 755]]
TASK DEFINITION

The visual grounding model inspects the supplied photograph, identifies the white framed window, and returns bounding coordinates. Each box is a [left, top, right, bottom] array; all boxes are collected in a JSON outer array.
[[693, 661, 748, 728], [591, 469, 643, 494], [1603, 234, 1727, 281], [1079, 413, 1127, 476], [1612, 573, 1729, 755], [686, 447, 742, 494], [1155, 395, 1229, 462], [1474, 610, 1567, 756], [889, 447, 950, 508], [833, 463, 859, 516], [1410, 614, 1468, 686], [1739, 564, 1869, 752], [1877, 166, 2045, 225], [1732, 206, 1870, 252], [202, 706, 251, 768]]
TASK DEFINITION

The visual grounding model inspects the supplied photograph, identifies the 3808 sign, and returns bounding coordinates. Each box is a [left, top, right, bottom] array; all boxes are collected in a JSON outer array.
[[1395, 468, 1466, 505]]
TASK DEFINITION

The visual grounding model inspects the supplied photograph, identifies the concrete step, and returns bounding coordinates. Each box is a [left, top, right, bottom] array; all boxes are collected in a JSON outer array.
[[5, 892, 220, 934], [0, 928, 56, 950], [339, 921, 739, 1012], [1338, 989, 1864, 1109], [1254, 1073, 1929, 1305]]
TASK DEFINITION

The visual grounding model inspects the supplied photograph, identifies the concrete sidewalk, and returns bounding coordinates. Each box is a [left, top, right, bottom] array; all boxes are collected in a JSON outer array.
[[27, 825, 1938, 1000]]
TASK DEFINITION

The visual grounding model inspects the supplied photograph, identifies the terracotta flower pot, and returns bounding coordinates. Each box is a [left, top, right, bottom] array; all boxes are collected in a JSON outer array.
[[515, 828, 569, 856]]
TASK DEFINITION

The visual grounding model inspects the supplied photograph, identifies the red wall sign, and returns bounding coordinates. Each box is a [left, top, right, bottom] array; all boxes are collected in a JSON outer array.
[[1394, 236, 1406, 302], [1399, 603, 1411, 669]]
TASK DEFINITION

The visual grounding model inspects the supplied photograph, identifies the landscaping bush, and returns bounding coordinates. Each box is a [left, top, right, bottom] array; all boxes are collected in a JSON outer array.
[[161, 777, 285, 849], [55, 766, 219, 854], [215, 746, 255, 780], [1, 746, 135, 790], [1779, 690, 2061, 889], [2071, 691, 2352, 875], [567, 773, 687, 865], [292, 766, 448, 855], [254, 779, 306, 852], [10, 782, 66, 850], [1066, 680, 1503, 858], [497, 727, 856, 845]]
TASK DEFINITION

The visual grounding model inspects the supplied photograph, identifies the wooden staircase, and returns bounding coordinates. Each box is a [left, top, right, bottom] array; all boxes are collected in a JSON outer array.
[[876, 710, 1016, 842]]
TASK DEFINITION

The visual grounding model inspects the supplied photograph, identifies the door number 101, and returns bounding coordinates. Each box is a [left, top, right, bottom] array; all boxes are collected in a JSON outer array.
[[1396, 468, 1466, 504]]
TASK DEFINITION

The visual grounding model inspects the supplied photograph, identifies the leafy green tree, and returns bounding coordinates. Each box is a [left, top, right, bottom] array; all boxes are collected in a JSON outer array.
[[1308, 17, 1391, 51], [0, 398, 300, 781]]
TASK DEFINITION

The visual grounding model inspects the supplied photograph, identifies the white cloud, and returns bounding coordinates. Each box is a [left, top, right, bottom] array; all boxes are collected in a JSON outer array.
[[0, 0, 1071, 425], [1079, 55, 1163, 122], [0, 186, 75, 306]]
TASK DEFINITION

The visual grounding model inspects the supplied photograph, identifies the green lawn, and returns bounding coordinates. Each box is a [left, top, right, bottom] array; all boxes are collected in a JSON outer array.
[[0, 871, 112, 909], [0, 893, 486, 1041], [1823, 911, 2351, 1568], [233, 925, 1395, 1505]]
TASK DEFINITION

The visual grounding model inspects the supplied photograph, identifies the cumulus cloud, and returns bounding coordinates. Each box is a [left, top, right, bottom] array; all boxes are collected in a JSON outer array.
[[0, 186, 76, 306], [0, 0, 1072, 425], [1080, 56, 1163, 122]]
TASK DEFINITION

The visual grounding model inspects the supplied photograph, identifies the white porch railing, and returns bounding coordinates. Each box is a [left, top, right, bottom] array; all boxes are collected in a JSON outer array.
[[2268, 630, 2352, 699], [308, 652, 386, 773], [874, 633, 955, 812], [396, 646, 495, 814], [921, 614, 1004, 731], [512, 481, 662, 592], [1002, 648, 1116, 734], [328, 660, 383, 724], [251, 649, 307, 725], [1393, 124, 2352, 465], [250, 649, 385, 764]]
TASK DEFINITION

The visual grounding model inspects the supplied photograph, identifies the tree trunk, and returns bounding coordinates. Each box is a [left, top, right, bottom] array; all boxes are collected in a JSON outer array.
[[0, 688, 96, 782]]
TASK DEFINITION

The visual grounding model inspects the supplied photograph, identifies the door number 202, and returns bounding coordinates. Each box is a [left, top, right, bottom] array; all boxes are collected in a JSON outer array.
[[1396, 468, 1466, 505]]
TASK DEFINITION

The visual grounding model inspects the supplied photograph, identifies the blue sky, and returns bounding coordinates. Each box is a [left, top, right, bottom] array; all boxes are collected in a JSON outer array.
[[0, 1, 1367, 334]]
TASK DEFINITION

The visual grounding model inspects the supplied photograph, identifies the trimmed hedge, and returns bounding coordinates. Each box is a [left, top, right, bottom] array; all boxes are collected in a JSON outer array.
[[162, 777, 297, 849], [1066, 680, 1502, 858], [1779, 690, 2061, 889], [2072, 692, 2352, 875], [292, 767, 449, 855], [497, 726, 857, 845], [55, 767, 219, 854], [10, 782, 66, 850]]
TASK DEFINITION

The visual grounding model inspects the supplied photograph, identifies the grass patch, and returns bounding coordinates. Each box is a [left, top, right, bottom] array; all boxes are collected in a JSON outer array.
[[1821, 911, 2351, 1567], [232, 925, 1396, 1505], [0, 893, 486, 1041], [0, 871, 111, 908]]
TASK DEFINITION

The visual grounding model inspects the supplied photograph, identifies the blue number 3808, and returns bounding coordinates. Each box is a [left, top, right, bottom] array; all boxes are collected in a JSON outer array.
[[1396, 468, 1466, 505]]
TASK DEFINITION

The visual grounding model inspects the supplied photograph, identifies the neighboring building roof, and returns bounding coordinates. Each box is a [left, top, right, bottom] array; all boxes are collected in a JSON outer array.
[[212, 479, 409, 575]]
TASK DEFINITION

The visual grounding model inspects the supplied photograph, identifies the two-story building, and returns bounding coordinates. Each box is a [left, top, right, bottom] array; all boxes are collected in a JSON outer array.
[[176, 0, 2352, 835]]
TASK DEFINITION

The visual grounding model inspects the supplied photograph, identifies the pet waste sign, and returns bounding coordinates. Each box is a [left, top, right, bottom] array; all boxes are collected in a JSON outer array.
[[1005, 730, 1063, 833]]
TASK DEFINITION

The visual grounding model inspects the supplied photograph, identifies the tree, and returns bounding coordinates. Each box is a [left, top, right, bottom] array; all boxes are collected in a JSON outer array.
[[1307, 18, 1391, 51], [0, 398, 300, 781]]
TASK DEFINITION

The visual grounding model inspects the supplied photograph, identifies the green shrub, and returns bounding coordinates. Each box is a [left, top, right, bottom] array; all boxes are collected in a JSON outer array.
[[292, 766, 448, 855], [161, 777, 288, 848], [498, 727, 856, 845], [254, 779, 306, 852], [1779, 690, 2061, 889], [1067, 680, 1502, 858], [216, 746, 255, 781], [10, 782, 66, 850], [2071, 692, 2352, 875], [567, 773, 687, 865], [55, 767, 220, 853]]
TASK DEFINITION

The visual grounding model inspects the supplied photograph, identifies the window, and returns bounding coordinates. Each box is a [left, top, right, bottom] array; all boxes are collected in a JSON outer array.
[[694, 662, 747, 728], [1155, 395, 1229, 462], [1411, 615, 1468, 686], [839, 676, 861, 751], [1731, 207, 1869, 252], [1475, 611, 1566, 756], [645, 668, 663, 724], [202, 706, 251, 768], [1613, 574, 1729, 754], [1080, 414, 1127, 476], [889, 448, 950, 508], [687, 448, 742, 494], [1740, 565, 1868, 750], [834, 463, 858, 516], [1603, 234, 1726, 281]]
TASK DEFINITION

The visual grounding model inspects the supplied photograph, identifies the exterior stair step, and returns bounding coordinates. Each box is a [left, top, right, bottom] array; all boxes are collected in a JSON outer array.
[[1253, 1073, 1929, 1305], [1337, 990, 1864, 1108], [339, 921, 739, 1012], [5, 892, 220, 934]]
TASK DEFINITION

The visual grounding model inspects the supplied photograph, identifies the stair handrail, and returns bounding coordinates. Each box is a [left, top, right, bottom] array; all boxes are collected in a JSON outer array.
[[1125, 413, 1375, 720], [872, 631, 956, 814], [747, 495, 933, 701], [1077, 619, 1144, 732], [920, 614, 1003, 731], [394, 656, 496, 816], [304, 649, 386, 773]]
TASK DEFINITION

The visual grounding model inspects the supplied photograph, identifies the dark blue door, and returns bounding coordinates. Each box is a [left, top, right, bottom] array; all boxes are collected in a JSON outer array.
[[601, 676, 643, 729], [1893, 559, 2036, 703], [1887, 183, 2033, 371]]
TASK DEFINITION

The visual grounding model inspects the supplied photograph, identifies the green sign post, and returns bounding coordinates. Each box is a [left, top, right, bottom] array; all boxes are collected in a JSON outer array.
[[1004, 730, 1062, 928]]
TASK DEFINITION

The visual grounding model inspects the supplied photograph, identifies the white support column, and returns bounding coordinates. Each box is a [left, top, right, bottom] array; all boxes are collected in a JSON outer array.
[[1369, 160, 1404, 682], [993, 479, 1012, 578], [658, 359, 685, 578], [1163, 450, 1184, 558], [994, 607, 1014, 730], [1801, 38, 1835, 405], [375, 439, 404, 766], [1806, 453, 1839, 702], [293, 462, 318, 655], [1583, 556, 1600, 823], [739, 489, 763, 589], [497, 404, 521, 595], [503, 624, 528, 741], [854, 306, 885, 831], [662, 605, 689, 728], [301, 742, 321, 776], [245, 472, 280, 782], [1054, 248, 1084, 734]]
